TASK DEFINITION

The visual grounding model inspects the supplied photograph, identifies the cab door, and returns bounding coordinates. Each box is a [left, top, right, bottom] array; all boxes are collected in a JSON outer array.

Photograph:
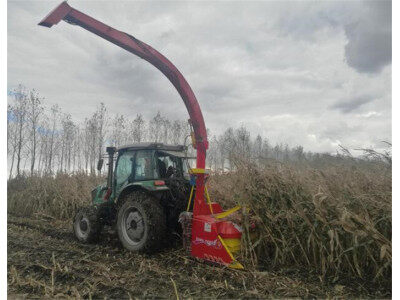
[[114, 150, 135, 197]]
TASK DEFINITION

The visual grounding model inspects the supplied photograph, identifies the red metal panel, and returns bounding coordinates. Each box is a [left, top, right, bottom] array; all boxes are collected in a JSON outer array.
[[39, 2, 210, 216], [191, 215, 234, 265]]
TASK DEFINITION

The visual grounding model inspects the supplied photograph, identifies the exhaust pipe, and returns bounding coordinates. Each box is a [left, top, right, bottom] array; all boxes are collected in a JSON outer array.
[[106, 147, 116, 190]]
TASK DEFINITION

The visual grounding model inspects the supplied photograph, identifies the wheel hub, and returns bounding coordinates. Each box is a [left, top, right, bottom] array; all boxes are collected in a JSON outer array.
[[74, 215, 90, 240], [124, 210, 144, 243], [130, 219, 137, 230], [79, 219, 88, 232]]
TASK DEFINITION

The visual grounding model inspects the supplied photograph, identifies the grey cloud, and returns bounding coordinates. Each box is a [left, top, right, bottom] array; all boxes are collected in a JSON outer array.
[[273, 2, 343, 40], [344, 1, 391, 73], [271, 0, 391, 73], [7, 0, 391, 153], [330, 95, 373, 113]]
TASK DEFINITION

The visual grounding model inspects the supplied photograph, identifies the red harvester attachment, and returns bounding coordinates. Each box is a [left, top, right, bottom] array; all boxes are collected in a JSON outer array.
[[39, 1, 244, 269]]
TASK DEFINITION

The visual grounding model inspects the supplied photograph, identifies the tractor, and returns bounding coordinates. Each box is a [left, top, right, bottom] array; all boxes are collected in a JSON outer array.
[[73, 143, 192, 253], [39, 1, 247, 269]]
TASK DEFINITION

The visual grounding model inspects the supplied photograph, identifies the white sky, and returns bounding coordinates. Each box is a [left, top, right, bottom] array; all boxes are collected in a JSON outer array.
[[7, 0, 392, 153]]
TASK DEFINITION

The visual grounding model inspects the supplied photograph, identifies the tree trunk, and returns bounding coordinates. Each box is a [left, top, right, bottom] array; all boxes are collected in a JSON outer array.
[[9, 151, 15, 180]]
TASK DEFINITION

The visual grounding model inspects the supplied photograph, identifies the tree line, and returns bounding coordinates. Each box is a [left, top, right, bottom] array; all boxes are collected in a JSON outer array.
[[7, 84, 390, 179]]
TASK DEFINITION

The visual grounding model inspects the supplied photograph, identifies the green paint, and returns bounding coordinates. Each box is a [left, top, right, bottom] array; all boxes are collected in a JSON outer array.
[[92, 182, 108, 204]]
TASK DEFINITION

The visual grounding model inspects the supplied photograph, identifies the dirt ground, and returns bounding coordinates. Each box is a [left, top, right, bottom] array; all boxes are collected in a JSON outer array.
[[7, 214, 389, 299]]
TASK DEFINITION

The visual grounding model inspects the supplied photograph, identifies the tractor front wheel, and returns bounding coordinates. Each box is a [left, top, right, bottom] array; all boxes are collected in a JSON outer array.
[[73, 206, 103, 243], [117, 192, 166, 253]]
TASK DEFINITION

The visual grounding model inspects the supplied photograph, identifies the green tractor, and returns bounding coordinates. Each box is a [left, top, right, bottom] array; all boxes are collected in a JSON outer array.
[[73, 142, 192, 253]]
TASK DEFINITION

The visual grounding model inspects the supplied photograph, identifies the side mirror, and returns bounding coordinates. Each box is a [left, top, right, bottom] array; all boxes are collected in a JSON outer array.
[[97, 158, 104, 171]]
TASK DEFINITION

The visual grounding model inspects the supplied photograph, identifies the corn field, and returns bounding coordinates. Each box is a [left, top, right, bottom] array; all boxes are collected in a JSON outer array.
[[8, 172, 104, 220], [209, 159, 391, 291], [8, 156, 391, 296]]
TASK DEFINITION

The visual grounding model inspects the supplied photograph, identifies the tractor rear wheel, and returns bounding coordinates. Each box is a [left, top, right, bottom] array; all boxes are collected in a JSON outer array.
[[117, 192, 167, 253], [73, 206, 103, 243]]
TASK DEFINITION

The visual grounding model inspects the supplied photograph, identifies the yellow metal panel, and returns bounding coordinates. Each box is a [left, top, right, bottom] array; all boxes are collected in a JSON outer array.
[[217, 235, 244, 270], [189, 168, 210, 174], [204, 186, 214, 214], [215, 205, 241, 219], [186, 185, 194, 211]]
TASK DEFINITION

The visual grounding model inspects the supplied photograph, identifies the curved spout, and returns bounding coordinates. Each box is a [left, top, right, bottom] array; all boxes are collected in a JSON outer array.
[[39, 2, 210, 215]]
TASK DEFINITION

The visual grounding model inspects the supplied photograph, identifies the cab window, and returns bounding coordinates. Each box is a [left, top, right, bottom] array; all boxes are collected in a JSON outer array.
[[155, 151, 186, 178], [115, 151, 135, 187], [135, 150, 158, 180]]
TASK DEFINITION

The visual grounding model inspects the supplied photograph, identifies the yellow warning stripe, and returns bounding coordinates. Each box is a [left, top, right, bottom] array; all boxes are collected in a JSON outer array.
[[186, 185, 194, 211], [189, 168, 210, 174], [204, 186, 214, 214], [218, 235, 244, 270], [215, 205, 241, 219]]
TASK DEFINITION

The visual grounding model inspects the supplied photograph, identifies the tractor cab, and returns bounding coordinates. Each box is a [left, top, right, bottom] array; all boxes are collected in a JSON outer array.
[[93, 143, 191, 205]]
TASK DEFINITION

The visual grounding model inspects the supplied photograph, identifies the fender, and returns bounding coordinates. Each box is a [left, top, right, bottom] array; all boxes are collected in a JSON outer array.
[[39, 2, 210, 215]]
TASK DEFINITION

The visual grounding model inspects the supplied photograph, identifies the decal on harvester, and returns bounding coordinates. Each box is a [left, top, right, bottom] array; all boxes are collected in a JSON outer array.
[[192, 237, 222, 249], [204, 222, 211, 232], [233, 223, 243, 232]]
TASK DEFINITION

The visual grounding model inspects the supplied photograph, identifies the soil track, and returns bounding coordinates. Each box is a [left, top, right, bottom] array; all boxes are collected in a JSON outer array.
[[7, 214, 382, 299]]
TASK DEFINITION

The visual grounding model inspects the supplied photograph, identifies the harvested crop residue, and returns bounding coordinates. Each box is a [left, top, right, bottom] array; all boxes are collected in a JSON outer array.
[[7, 214, 388, 299]]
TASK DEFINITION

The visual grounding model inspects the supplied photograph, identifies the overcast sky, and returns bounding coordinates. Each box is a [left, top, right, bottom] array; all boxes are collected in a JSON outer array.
[[8, 0, 391, 153]]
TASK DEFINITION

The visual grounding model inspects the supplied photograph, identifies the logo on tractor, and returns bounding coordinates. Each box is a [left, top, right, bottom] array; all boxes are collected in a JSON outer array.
[[192, 237, 222, 249], [204, 222, 211, 232]]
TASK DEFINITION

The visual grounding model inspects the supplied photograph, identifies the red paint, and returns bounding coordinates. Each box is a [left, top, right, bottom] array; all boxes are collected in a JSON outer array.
[[217, 221, 242, 239], [191, 215, 234, 265], [103, 187, 112, 201], [210, 202, 223, 214]]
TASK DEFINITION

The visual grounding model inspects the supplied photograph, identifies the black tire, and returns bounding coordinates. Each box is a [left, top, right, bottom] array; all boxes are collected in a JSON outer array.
[[73, 206, 103, 243], [117, 192, 167, 253]]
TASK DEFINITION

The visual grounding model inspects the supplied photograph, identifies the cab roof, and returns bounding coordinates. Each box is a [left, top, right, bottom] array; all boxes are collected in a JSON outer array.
[[117, 142, 187, 152]]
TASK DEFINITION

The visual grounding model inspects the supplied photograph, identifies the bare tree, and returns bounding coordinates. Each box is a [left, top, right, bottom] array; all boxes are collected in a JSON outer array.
[[235, 126, 251, 159], [149, 112, 163, 142], [11, 85, 387, 177], [109, 114, 126, 147], [7, 105, 19, 179], [171, 120, 183, 145], [36, 116, 51, 175], [60, 114, 76, 172], [95, 103, 107, 174], [27, 89, 43, 175], [130, 114, 145, 143], [12, 85, 29, 177], [47, 104, 60, 174], [83, 115, 99, 174]]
